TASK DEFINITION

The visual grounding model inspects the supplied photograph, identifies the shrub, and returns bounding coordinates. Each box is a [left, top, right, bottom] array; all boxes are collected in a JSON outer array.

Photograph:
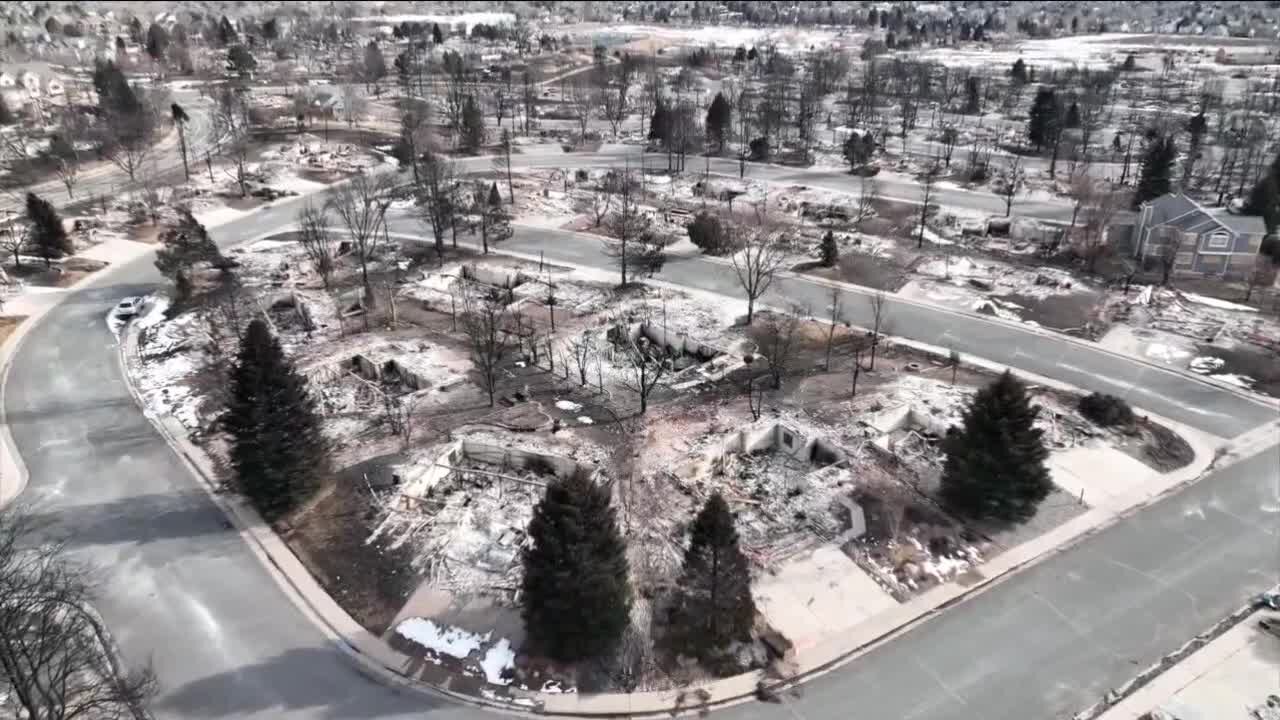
[[1078, 392, 1135, 427], [686, 212, 730, 255], [748, 137, 770, 161]]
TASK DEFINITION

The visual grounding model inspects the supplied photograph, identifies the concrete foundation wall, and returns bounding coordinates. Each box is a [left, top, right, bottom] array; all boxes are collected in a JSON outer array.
[[628, 322, 722, 360], [464, 264, 526, 289]]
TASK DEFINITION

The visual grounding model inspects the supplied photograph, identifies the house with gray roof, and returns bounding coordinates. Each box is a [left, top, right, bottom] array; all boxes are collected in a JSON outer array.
[[1124, 192, 1270, 281]]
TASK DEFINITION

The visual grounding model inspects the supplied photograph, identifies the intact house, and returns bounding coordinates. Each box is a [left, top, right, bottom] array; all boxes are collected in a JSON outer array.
[[1113, 192, 1270, 281]]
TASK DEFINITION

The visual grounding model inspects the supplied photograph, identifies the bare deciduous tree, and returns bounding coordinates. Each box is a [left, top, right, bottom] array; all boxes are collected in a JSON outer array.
[[916, 162, 941, 248], [752, 305, 803, 390], [1072, 178, 1130, 274], [222, 137, 252, 197], [730, 223, 786, 325], [565, 78, 594, 140], [326, 173, 395, 307], [617, 331, 671, 414], [568, 332, 595, 386], [866, 289, 890, 370], [602, 166, 663, 286], [298, 201, 336, 288], [460, 285, 514, 407], [339, 83, 366, 128], [998, 155, 1025, 218], [0, 223, 30, 269], [824, 286, 843, 370], [413, 151, 457, 260], [587, 174, 613, 227], [0, 504, 158, 720], [854, 178, 878, 230]]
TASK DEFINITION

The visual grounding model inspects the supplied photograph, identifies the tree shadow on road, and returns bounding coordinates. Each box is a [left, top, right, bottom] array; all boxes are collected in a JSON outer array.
[[159, 645, 470, 720]]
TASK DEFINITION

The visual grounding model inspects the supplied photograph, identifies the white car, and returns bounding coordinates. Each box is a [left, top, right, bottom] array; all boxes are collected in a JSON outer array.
[[115, 297, 143, 317]]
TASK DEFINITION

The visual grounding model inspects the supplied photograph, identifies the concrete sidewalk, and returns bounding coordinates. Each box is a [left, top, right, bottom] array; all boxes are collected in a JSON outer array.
[[1093, 609, 1279, 720]]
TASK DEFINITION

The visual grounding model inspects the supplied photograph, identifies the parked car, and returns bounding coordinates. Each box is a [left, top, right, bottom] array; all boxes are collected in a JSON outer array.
[[115, 297, 142, 317]]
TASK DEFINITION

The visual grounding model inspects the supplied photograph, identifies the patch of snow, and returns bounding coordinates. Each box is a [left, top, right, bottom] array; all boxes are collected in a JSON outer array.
[[1180, 292, 1258, 313], [1189, 356, 1225, 374], [395, 618, 484, 660], [1211, 373, 1254, 389], [1144, 343, 1191, 364], [540, 680, 575, 694], [479, 638, 515, 685], [554, 399, 582, 411], [576, 416, 594, 425]]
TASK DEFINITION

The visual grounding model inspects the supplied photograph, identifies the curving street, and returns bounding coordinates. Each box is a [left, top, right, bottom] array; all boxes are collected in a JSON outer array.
[[3, 153, 1276, 720], [0, 89, 220, 214]]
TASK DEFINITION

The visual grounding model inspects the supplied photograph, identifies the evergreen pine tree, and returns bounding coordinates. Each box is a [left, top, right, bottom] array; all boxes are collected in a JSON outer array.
[[1246, 150, 1280, 236], [461, 94, 485, 152], [962, 76, 981, 114], [1133, 134, 1177, 208], [649, 99, 670, 145], [705, 92, 731, 154], [521, 473, 631, 662], [224, 319, 328, 521], [0, 93, 14, 125], [25, 192, 72, 267], [1026, 87, 1060, 151], [1064, 101, 1080, 129], [819, 230, 838, 267], [672, 493, 755, 659], [217, 15, 237, 46], [1010, 58, 1028, 84], [940, 371, 1052, 524], [843, 131, 874, 170], [432, 23, 444, 45], [155, 210, 224, 285], [145, 23, 169, 61]]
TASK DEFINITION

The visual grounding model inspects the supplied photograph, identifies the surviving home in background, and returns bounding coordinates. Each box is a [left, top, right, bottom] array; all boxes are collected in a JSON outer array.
[[1112, 192, 1270, 281]]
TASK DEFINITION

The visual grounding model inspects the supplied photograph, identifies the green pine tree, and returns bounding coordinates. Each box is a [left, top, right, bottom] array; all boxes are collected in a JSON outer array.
[[461, 93, 484, 152], [521, 473, 631, 662], [223, 319, 328, 521], [1133, 134, 1178, 208], [940, 371, 1052, 524], [705, 91, 731, 154], [155, 210, 223, 289], [1246, 149, 1280, 237], [1026, 87, 1061, 151], [25, 192, 72, 267], [671, 493, 756, 660], [819, 230, 838, 267]]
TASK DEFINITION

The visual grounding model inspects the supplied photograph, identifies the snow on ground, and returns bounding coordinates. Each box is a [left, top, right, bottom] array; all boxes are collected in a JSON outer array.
[[906, 33, 1274, 72], [1180, 292, 1259, 313], [396, 618, 485, 660], [479, 638, 515, 685], [352, 12, 515, 30], [128, 302, 207, 430], [554, 399, 582, 411], [1145, 342, 1192, 364], [1211, 373, 1255, 389]]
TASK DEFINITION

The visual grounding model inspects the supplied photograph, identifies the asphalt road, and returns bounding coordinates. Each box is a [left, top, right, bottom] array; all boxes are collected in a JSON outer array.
[[0, 90, 219, 215], [3, 160, 1276, 720]]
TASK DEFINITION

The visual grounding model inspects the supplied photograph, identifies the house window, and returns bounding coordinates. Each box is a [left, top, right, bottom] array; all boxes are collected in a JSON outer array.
[[782, 431, 794, 448], [1206, 231, 1230, 249]]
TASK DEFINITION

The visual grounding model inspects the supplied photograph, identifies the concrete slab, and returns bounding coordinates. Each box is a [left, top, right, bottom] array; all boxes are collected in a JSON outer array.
[[388, 583, 526, 648], [1048, 444, 1154, 508], [754, 544, 897, 654]]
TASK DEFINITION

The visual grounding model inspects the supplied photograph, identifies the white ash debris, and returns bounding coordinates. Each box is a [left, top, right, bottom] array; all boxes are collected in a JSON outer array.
[[367, 430, 607, 597]]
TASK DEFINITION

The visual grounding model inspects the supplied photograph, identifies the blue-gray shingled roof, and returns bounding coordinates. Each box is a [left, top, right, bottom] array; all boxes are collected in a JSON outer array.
[[1144, 193, 1268, 236]]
